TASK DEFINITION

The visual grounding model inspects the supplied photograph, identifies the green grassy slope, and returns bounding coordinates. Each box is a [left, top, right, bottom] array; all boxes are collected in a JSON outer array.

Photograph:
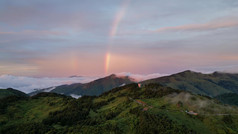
[[142, 70, 238, 97], [0, 88, 28, 99], [1, 84, 238, 134], [0, 93, 70, 133]]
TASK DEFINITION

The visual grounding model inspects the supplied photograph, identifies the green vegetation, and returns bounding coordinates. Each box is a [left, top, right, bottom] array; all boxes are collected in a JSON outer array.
[[0, 88, 28, 99], [215, 93, 238, 106], [1, 83, 238, 134], [142, 70, 238, 97]]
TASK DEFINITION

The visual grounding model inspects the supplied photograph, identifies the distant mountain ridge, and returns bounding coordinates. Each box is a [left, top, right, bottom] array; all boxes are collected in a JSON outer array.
[[29, 70, 238, 98], [142, 70, 238, 97], [30, 74, 135, 96]]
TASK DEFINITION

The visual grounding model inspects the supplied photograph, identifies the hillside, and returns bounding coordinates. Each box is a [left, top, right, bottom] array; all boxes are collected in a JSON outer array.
[[142, 70, 238, 97], [0, 88, 28, 99], [215, 93, 238, 106], [1, 83, 238, 134], [30, 74, 134, 97]]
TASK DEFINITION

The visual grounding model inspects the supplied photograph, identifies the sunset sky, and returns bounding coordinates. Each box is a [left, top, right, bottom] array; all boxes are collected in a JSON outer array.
[[1, 0, 238, 77]]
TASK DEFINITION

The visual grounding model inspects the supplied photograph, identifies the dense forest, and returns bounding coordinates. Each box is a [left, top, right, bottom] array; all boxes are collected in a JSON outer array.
[[215, 93, 238, 106]]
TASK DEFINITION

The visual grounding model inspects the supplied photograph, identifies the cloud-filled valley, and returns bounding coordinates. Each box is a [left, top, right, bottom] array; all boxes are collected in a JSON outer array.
[[0, 75, 98, 93], [0, 72, 168, 93]]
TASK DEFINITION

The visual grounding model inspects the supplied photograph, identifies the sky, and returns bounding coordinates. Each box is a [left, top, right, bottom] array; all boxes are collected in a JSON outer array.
[[0, 0, 238, 77]]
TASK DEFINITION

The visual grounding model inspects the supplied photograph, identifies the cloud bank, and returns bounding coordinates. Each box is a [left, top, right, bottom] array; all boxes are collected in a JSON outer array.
[[0, 72, 169, 93], [116, 72, 168, 82], [0, 75, 98, 93], [153, 18, 238, 33]]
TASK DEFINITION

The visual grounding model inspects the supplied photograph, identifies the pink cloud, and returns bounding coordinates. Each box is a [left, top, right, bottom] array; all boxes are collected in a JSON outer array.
[[153, 18, 238, 33]]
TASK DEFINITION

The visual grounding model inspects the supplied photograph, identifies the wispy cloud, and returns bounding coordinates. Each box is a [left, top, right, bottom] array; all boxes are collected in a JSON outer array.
[[0, 32, 16, 35], [0, 30, 66, 36], [153, 18, 238, 33], [0, 0, 238, 77]]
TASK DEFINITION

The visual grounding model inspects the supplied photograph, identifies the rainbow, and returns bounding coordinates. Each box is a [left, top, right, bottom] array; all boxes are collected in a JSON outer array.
[[110, 0, 131, 37], [105, 0, 131, 75], [105, 52, 111, 74]]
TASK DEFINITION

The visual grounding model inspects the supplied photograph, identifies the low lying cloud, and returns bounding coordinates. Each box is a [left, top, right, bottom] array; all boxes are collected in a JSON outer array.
[[0, 72, 167, 94], [116, 72, 168, 82], [70, 94, 82, 99], [0, 75, 98, 93]]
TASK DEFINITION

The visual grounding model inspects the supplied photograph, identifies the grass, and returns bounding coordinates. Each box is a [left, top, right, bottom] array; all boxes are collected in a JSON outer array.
[[1, 96, 66, 127]]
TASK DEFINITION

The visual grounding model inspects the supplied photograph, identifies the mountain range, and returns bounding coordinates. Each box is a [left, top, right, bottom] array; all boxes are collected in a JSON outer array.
[[1, 83, 238, 133], [1, 70, 238, 133], [142, 70, 238, 97], [30, 74, 135, 97], [29, 70, 238, 100]]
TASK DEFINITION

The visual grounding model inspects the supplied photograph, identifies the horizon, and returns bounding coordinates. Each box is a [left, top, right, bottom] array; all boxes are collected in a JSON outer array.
[[1, 69, 238, 94], [1, 69, 237, 78], [1, 0, 238, 77]]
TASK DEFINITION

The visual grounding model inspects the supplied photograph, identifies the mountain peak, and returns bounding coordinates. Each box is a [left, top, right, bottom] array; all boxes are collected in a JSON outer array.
[[181, 70, 199, 74], [181, 70, 193, 73], [177, 70, 205, 76], [175, 70, 198, 77], [108, 74, 117, 78]]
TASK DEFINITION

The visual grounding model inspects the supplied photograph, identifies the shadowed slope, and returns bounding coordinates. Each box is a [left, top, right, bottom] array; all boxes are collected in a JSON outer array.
[[30, 74, 135, 96], [0, 88, 28, 99]]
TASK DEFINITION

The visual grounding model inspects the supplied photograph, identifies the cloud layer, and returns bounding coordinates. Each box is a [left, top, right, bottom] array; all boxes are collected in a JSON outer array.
[[0, 72, 170, 93], [153, 18, 238, 33], [0, 75, 98, 93]]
